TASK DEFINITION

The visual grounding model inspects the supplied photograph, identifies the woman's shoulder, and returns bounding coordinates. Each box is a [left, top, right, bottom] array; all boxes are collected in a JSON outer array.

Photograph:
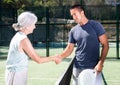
[[14, 32, 27, 41]]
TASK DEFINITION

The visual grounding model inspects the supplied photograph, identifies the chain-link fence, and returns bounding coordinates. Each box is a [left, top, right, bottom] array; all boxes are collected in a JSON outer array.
[[0, 5, 120, 58]]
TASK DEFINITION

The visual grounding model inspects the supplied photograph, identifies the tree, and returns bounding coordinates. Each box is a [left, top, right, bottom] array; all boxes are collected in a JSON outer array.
[[2, 0, 34, 8], [84, 0, 105, 5]]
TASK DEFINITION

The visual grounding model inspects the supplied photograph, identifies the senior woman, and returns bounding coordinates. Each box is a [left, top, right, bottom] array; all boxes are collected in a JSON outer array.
[[5, 11, 57, 85]]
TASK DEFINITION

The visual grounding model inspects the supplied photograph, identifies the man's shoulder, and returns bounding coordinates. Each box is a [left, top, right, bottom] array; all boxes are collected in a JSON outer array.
[[71, 24, 80, 30], [89, 20, 100, 25]]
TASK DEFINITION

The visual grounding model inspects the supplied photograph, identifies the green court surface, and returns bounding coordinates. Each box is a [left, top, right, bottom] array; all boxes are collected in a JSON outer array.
[[0, 45, 120, 85]]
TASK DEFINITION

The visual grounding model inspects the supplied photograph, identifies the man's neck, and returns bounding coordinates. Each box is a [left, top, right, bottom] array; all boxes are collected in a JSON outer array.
[[80, 17, 89, 26]]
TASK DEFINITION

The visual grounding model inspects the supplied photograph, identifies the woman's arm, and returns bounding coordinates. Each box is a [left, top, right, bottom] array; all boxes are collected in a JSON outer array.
[[20, 38, 54, 64]]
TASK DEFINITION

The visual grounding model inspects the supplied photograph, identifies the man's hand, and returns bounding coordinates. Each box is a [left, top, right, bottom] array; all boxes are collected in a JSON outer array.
[[53, 55, 63, 64], [94, 62, 103, 75]]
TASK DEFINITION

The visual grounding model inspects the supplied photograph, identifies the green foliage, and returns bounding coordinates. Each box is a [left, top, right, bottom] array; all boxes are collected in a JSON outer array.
[[3, 0, 12, 3], [3, 0, 118, 8], [2, 0, 34, 8]]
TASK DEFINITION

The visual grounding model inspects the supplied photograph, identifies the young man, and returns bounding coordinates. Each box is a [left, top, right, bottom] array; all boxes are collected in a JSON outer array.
[[56, 4, 109, 85]]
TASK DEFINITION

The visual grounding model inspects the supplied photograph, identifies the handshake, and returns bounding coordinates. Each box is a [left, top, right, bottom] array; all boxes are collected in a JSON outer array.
[[51, 55, 63, 64]]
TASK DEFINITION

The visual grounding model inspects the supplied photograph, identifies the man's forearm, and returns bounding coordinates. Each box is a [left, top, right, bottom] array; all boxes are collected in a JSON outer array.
[[99, 44, 109, 65]]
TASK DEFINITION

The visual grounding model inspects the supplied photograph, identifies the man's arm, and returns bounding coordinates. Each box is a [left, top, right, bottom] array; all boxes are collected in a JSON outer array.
[[60, 43, 75, 58], [95, 34, 109, 72], [55, 43, 75, 64]]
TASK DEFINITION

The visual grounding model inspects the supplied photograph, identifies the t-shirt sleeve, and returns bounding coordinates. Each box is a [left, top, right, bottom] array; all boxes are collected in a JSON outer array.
[[93, 21, 105, 37], [68, 29, 76, 44]]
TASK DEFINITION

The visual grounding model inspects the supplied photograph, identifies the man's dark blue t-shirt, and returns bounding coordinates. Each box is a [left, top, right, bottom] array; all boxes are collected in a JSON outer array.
[[68, 20, 105, 69]]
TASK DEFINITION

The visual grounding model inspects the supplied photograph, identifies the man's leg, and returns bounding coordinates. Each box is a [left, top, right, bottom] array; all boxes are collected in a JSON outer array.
[[72, 66, 83, 85]]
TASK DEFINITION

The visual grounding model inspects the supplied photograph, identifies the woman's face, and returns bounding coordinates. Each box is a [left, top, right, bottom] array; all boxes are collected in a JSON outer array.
[[27, 23, 36, 33]]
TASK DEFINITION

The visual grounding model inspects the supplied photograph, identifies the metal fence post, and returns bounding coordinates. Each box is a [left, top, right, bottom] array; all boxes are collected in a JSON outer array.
[[0, 0, 2, 24], [116, 4, 120, 59], [80, 0, 83, 5], [46, 7, 50, 57]]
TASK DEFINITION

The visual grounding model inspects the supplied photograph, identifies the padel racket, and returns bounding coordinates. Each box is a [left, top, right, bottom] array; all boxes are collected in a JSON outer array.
[[78, 69, 97, 85]]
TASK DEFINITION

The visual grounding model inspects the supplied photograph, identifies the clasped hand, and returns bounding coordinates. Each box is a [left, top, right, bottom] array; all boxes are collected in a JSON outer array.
[[52, 55, 63, 64]]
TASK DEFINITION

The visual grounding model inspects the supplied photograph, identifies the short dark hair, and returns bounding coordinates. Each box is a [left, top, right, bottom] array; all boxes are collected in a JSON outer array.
[[70, 4, 84, 11]]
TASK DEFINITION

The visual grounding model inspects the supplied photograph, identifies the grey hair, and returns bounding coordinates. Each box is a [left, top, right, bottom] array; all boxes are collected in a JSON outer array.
[[12, 11, 37, 31]]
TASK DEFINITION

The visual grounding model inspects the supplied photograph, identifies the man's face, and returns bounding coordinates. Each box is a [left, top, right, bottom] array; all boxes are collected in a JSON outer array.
[[70, 8, 83, 24]]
